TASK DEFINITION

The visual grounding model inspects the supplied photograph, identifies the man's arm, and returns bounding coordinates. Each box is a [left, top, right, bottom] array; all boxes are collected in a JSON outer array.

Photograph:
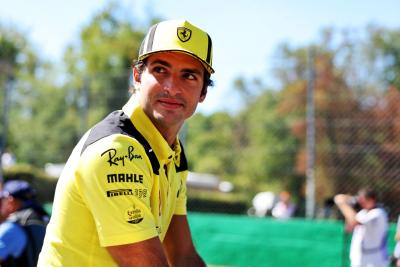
[[334, 194, 358, 231], [396, 217, 400, 241], [163, 215, 206, 267], [396, 231, 400, 241], [106, 236, 169, 267]]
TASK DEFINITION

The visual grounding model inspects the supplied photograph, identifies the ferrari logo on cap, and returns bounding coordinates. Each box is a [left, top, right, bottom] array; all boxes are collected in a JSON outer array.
[[177, 27, 192, 42]]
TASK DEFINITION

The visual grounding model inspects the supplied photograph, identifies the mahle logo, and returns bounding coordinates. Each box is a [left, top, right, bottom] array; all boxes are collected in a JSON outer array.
[[107, 173, 143, 183], [177, 27, 192, 42]]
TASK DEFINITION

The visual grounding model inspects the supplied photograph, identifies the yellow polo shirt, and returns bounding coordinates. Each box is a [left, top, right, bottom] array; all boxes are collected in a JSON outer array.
[[38, 97, 188, 266]]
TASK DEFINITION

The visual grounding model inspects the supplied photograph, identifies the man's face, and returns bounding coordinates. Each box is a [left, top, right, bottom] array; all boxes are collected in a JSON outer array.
[[134, 52, 206, 133], [357, 195, 375, 209], [0, 198, 4, 220], [0, 196, 16, 219]]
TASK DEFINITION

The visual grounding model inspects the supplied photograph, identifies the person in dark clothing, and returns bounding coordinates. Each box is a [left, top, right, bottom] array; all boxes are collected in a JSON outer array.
[[0, 180, 49, 267]]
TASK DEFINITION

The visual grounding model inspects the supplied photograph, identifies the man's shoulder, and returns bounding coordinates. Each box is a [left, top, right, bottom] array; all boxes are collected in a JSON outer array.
[[356, 207, 388, 225], [369, 207, 388, 217], [82, 110, 135, 153], [8, 207, 49, 226], [80, 110, 160, 175], [0, 220, 28, 263], [0, 220, 26, 239]]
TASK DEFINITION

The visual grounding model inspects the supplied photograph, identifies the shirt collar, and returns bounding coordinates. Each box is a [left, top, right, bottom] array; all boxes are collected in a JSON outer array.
[[122, 96, 182, 166]]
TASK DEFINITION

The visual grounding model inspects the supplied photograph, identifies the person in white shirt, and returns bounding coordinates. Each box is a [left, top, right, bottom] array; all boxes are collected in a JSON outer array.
[[393, 215, 400, 267], [334, 188, 389, 267], [271, 191, 296, 219]]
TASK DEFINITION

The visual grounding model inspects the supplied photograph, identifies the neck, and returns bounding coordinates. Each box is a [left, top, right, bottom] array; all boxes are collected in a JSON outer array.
[[155, 124, 180, 147], [365, 203, 377, 210]]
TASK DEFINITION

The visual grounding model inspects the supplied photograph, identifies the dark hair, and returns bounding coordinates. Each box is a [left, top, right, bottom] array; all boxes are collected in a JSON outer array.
[[131, 58, 213, 96], [358, 188, 378, 201]]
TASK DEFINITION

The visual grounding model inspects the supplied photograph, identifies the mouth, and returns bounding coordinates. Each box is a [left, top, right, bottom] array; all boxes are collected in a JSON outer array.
[[157, 98, 184, 109]]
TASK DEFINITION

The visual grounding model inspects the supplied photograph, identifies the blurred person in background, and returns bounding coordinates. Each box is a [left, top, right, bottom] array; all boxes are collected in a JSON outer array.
[[334, 188, 389, 267], [271, 191, 296, 219], [0, 180, 49, 267], [392, 214, 400, 267], [1, 149, 16, 168], [38, 19, 214, 266]]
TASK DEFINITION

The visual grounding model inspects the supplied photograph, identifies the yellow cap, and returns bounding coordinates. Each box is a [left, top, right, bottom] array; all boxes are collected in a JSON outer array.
[[138, 20, 214, 74]]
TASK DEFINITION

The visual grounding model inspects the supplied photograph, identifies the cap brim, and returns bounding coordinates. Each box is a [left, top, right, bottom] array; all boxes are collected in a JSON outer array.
[[138, 50, 214, 74]]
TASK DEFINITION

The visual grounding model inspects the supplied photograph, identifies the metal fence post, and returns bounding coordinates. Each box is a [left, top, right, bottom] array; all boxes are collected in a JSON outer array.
[[306, 48, 316, 218]]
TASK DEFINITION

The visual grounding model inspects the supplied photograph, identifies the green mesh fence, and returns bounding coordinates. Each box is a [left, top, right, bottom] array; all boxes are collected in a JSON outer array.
[[188, 212, 397, 267]]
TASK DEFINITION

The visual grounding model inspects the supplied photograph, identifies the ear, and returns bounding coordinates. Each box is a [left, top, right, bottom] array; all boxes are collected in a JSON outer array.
[[199, 89, 207, 103], [132, 67, 142, 91], [133, 67, 141, 82]]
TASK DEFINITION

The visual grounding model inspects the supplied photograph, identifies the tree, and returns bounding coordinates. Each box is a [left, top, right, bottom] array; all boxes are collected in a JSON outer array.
[[271, 26, 400, 219], [235, 86, 299, 194], [63, 2, 147, 130], [0, 26, 21, 158], [368, 25, 400, 90], [0, 24, 67, 165], [1, 3, 152, 166], [185, 112, 236, 176]]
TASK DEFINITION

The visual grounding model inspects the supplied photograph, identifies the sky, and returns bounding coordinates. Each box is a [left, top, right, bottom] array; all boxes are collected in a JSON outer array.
[[1, 0, 399, 113]]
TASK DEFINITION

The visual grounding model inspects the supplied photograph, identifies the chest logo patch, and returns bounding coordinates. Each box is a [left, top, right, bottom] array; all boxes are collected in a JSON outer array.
[[177, 27, 192, 42], [125, 205, 144, 224], [101, 146, 142, 167]]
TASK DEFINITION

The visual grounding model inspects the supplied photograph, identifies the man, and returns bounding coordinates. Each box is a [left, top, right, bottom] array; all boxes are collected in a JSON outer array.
[[334, 188, 389, 267], [38, 19, 214, 266], [271, 191, 295, 219], [393, 214, 400, 267], [0, 180, 49, 267]]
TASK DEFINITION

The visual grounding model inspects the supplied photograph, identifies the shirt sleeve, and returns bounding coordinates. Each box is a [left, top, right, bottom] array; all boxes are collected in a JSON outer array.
[[397, 215, 400, 231], [355, 209, 381, 225], [77, 135, 158, 247], [0, 222, 27, 260]]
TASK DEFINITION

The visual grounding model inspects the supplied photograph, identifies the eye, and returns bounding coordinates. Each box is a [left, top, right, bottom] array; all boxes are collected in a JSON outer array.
[[182, 72, 198, 80], [152, 65, 167, 74]]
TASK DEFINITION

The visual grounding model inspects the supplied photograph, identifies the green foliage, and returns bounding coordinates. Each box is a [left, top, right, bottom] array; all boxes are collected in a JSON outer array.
[[367, 25, 400, 89], [9, 75, 80, 165], [1, 4, 151, 166], [185, 86, 299, 200], [64, 2, 146, 126], [0, 25, 39, 77], [236, 90, 298, 187], [185, 26, 400, 216], [186, 112, 237, 175], [0, 26, 26, 68], [0, 24, 64, 166]]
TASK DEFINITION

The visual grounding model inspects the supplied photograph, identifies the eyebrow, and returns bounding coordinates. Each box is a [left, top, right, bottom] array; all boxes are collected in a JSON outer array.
[[150, 59, 171, 68], [149, 59, 203, 75]]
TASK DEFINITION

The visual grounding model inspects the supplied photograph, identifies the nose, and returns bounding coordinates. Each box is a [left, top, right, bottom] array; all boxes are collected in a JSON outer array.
[[162, 75, 181, 95]]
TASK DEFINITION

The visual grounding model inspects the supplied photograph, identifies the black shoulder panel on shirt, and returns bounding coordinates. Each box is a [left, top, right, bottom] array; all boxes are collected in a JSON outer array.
[[175, 142, 188, 173], [81, 110, 160, 175]]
